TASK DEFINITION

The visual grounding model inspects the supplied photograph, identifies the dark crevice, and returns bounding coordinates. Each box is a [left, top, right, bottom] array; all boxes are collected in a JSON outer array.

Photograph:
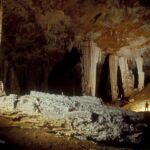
[[97, 55, 111, 101], [48, 47, 81, 95], [133, 67, 138, 88], [140, 0, 150, 7], [117, 66, 124, 99]]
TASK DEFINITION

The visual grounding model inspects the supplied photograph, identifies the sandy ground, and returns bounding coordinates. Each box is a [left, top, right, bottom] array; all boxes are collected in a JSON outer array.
[[0, 112, 134, 150], [0, 85, 150, 150], [123, 84, 150, 112]]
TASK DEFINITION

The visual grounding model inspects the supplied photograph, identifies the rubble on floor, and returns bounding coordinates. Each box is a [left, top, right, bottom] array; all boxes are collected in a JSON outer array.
[[0, 91, 149, 147]]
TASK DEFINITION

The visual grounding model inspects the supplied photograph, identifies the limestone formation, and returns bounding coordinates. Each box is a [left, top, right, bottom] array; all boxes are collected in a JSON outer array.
[[0, 91, 149, 145], [0, 81, 5, 96], [1, 0, 149, 97], [109, 55, 119, 101], [0, 0, 150, 100], [118, 57, 135, 97], [81, 37, 101, 96], [136, 57, 145, 91], [108, 54, 145, 100]]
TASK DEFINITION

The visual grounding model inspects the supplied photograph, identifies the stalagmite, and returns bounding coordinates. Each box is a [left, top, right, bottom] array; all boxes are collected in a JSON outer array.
[[136, 56, 144, 91], [118, 57, 134, 97], [0, 81, 5, 96], [81, 38, 101, 96], [109, 55, 118, 101]]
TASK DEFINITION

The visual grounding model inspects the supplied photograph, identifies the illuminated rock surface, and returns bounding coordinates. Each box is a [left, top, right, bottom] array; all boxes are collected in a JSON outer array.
[[124, 84, 150, 112], [0, 92, 149, 146], [0, 0, 149, 100]]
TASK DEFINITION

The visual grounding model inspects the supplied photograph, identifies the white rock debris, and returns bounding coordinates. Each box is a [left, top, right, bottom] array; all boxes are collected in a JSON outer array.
[[0, 91, 149, 146]]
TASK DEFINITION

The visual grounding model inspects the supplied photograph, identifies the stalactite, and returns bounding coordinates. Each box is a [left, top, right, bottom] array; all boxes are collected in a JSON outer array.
[[118, 57, 134, 97], [81, 38, 90, 95], [109, 55, 118, 101], [81, 38, 101, 96], [90, 42, 101, 96], [136, 56, 144, 91]]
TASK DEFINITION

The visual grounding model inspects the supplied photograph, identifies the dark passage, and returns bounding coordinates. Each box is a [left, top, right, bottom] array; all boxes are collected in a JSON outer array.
[[117, 66, 125, 99], [48, 47, 81, 95], [133, 67, 138, 88], [97, 55, 111, 101], [145, 76, 150, 85]]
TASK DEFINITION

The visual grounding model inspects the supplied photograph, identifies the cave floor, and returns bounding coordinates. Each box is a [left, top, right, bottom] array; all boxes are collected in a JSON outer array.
[[123, 84, 150, 112], [0, 112, 134, 150], [0, 85, 149, 150]]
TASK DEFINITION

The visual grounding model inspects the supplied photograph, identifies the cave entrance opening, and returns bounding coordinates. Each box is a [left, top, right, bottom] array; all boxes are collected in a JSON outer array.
[[48, 47, 82, 96]]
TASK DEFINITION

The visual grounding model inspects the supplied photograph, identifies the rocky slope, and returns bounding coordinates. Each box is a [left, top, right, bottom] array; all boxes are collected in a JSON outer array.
[[0, 91, 149, 147]]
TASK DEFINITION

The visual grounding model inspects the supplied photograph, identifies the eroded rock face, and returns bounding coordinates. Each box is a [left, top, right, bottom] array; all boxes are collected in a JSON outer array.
[[1, 0, 150, 95], [0, 91, 149, 146], [2, 0, 149, 54]]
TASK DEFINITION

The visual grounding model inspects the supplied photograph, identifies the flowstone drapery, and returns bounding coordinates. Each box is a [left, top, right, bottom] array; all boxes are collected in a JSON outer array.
[[109, 55, 119, 101], [136, 56, 144, 91], [109, 55, 144, 100], [81, 38, 101, 96], [118, 57, 135, 97]]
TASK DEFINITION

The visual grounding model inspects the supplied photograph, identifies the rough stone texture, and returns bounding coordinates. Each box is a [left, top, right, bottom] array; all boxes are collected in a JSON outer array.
[[1, 0, 149, 95], [118, 56, 135, 97], [81, 38, 101, 96], [0, 1, 2, 43], [136, 57, 145, 91], [0, 81, 6, 96], [109, 55, 119, 100], [0, 91, 149, 146]]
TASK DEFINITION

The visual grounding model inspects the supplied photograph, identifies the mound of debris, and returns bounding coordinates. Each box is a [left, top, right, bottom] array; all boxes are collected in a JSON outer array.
[[0, 91, 149, 147]]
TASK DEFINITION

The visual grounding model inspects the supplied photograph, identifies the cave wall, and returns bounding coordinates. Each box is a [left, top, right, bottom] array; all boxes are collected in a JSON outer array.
[[0, 0, 2, 81], [1, 0, 80, 94], [0, 0, 2, 42], [1, 0, 150, 100]]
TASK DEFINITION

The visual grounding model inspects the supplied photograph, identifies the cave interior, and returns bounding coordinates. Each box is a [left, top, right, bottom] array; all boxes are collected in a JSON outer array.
[[0, 0, 150, 149]]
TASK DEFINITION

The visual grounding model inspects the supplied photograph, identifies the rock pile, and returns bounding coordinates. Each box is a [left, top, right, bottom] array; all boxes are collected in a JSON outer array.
[[0, 91, 149, 146]]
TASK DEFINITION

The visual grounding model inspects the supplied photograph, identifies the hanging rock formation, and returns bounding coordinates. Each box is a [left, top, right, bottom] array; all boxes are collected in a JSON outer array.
[[81, 37, 101, 96], [0, 0, 149, 100], [136, 56, 145, 91], [109, 55, 119, 101], [108, 54, 145, 100], [118, 56, 135, 97]]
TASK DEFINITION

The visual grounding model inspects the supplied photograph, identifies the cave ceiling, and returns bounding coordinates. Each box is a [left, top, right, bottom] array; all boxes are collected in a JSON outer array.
[[2, 0, 150, 63]]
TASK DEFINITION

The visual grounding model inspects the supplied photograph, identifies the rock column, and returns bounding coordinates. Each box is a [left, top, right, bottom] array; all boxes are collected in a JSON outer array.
[[118, 57, 134, 97], [136, 57, 144, 91], [109, 55, 118, 101], [81, 38, 101, 96]]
